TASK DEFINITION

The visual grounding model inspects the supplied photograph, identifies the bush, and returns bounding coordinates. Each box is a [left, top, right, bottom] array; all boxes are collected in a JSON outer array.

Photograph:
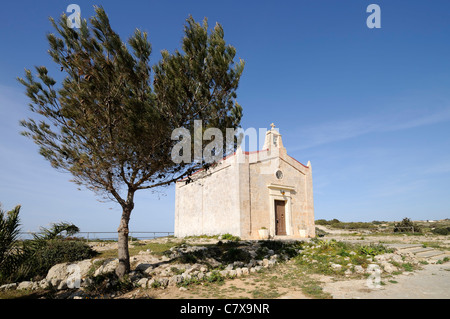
[[315, 219, 376, 230], [0, 204, 24, 284], [0, 205, 95, 284], [431, 227, 450, 235], [221, 233, 240, 241], [359, 244, 391, 256], [21, 239, 97, 281], [315, 219, 341, 226], [34, 222, 80, 240], [394, 218, 421, 233], [315, 227, 327, 237], [206, 270, 224, 284]]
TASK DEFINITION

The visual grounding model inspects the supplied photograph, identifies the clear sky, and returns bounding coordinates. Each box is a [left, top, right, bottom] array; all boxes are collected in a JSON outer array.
[[1, 1, 449, 234]]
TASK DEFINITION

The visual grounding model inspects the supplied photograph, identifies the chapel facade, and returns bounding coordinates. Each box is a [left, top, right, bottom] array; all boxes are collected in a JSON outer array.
[[174, 124, 315, 240]]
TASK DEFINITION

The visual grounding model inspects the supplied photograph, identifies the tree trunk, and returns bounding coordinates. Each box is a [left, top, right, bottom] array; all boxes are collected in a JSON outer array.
[[116, 191, 135, 278]]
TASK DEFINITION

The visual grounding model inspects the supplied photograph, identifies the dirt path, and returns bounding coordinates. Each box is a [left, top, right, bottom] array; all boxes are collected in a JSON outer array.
[[321, 263, 450, 299]]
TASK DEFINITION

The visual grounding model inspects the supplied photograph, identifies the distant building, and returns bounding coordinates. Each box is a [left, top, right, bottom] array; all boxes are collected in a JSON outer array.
[[174, 124, 315, 239]]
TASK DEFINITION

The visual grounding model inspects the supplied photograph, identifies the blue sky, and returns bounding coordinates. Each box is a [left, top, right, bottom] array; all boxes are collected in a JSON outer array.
[[0, 1, 449, 234]]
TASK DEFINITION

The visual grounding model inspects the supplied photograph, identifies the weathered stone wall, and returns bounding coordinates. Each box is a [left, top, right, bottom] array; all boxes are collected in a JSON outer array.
[[175, 157, 241, 237]]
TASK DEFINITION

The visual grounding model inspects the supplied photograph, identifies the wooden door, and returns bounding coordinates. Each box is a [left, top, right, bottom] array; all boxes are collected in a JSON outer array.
[[275, 200, 286, 235]]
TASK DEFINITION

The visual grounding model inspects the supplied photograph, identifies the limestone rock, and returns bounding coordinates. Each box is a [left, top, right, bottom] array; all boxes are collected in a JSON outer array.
[[93, 259, 118, 276], [0, 283, 17, 291], [137, 278, 149, 288], [45, 259, 93, 289], [135, 263, 153, 273], [330, 263, 342, 271], [168, 275, 183, 286], [381, 262, 398, 274], [17, 281, 33, 290], [354, 265, 365, 274]]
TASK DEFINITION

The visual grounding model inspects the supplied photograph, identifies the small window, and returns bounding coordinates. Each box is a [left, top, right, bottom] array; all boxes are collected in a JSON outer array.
[[276, 170, 283, 179]]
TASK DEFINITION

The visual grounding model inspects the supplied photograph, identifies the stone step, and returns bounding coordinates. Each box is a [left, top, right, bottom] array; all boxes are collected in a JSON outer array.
[[416, 250, 446, 259], [429, 251, 450, 261], [384, 244, 450, 260], [407, 247, 435, 255], [385, 244, 423, 251]]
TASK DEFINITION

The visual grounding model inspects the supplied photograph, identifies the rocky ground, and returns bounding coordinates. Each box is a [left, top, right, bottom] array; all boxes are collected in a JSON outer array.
[[1, 229, 449, 299]]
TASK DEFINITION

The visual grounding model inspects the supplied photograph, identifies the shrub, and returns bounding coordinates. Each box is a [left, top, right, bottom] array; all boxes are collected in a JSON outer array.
[[206, 270, 224, 284], [221, 233, 240, 241], [34, 222, 80, 240], [315, 219, 376, 230], [315, 227, 327, 237], [315, 219, 341, 226], [394, 218, 421, 233], [359, 244, 392, 256], [431, 227, 450, 235], [21, 239, 97, 281], [0, 204, 24, 284], [402, 263, 414, 272], [0, 206, 95, 284]]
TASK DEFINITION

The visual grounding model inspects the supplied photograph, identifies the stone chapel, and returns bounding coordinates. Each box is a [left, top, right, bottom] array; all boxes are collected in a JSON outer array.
[[174, 124, 315, 240]]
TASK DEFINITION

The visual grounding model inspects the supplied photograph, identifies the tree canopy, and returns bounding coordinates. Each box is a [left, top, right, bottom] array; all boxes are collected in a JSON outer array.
[[18, 6, 245, 276]]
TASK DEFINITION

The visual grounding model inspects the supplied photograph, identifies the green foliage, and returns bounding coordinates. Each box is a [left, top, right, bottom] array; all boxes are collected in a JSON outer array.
[[394, 218, 421, 233], [315, 227, 327, 237], [295, 240, 392, 277], [18, 7, 245, 275], [34, 222, 80, 240], [84, 272, 133, 295], [359, 244, 391, 257], [18, 6, 245, 203], [315, 219, 341, 226], [401, 263, 414, 272], [0, 204, 24, 284], [21, 239, 98, 281], [221, 233, 240, 241], [0, 204, 96, 284], [171, 267, 185, 275], [431, 227, 450, 235], [315, 219, 376, 230], [206, 270, 224, 284]]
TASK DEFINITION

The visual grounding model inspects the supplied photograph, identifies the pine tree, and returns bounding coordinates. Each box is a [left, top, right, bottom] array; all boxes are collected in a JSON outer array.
[[18, 6, 244, 277]]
